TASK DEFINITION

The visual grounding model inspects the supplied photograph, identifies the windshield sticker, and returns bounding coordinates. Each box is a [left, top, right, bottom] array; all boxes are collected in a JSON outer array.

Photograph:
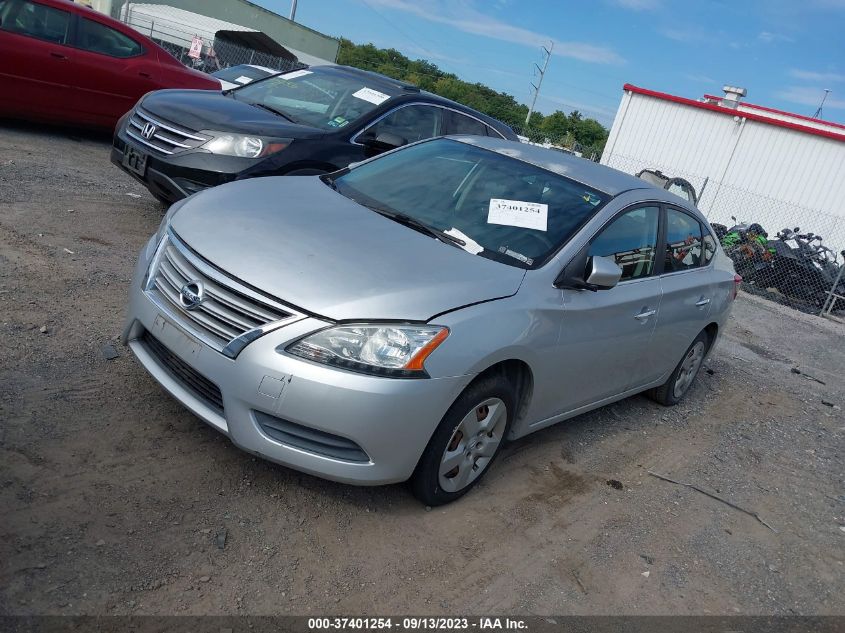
[[327, 116, 349, 128], [498, 246, 533, 266], [582, 192, 602, 206], [281, 69, 313, 80], [487, 198, 548, 232], [352, 87, 391, 105], [235, 76, 253, 85], [444, 227, 484, 255]]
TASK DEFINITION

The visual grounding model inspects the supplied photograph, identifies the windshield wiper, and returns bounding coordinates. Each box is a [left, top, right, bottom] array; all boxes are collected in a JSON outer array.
[[249, 102, 299, 124], [366, 206, 466, 248]]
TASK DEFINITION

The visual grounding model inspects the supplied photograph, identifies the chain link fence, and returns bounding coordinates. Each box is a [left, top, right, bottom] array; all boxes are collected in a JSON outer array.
[[121, 8, 305, 75], [509, 124, 603, 162], [604, 153, 845, 316]]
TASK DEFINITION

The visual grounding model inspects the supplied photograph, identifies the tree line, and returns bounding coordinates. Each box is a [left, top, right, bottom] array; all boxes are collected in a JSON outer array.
[[336, 38, 610, 157]]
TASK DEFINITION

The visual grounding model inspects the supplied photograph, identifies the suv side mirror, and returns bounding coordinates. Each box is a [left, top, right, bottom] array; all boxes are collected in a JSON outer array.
[[360, 131, 407, 152]]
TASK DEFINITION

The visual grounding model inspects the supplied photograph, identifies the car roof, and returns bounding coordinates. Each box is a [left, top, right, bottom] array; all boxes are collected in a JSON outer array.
[[450, 136, 662, 197]]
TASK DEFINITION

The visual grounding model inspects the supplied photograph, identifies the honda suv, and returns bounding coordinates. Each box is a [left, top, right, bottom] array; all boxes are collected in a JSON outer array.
[[111, 64, 517, 203]]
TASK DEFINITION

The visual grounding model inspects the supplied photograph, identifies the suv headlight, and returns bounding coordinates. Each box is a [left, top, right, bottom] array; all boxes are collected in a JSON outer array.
[[285, 325, 449, 378], [202, 134, 290, 158]]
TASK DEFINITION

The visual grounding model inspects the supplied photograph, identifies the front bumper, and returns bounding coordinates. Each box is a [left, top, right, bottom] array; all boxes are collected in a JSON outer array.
[[111, 122, 255, 203], [122, 236, 472, 485]]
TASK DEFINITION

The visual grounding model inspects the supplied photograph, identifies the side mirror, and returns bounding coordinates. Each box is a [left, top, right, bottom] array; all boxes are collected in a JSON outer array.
[[585, 255, 623, 290], [554, 252, 622, 291], [360, 131, 407, 152]]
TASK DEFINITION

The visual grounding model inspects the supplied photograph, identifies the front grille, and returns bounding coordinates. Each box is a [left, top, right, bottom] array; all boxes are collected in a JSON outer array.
[[126, 109, 208, 155], [254, 411, 370, 463], [147, 233, 297, 356], [141, 330, 224, 413]]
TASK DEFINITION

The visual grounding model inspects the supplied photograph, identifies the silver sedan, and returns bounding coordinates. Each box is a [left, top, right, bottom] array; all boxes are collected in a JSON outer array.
[[122, 136, 738, 505]]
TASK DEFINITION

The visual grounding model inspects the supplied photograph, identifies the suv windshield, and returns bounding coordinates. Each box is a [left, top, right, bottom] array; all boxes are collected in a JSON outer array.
[[232, 67, 395, 130], [332, 138, 610, 269]]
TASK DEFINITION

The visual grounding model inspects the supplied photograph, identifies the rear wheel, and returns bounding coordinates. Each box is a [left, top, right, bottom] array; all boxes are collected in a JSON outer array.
[[647, 330, 709, 406], [411, 375, 514, 506]]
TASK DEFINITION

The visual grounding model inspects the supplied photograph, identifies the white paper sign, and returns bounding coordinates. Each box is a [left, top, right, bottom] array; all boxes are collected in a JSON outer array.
[[282, 69, 313, 80], [352, 87, 391, 105], [188, 36, 203, 59], [235, 75, 253, 84], [444, 227, 483, 254], [487, 198, 548, 232]]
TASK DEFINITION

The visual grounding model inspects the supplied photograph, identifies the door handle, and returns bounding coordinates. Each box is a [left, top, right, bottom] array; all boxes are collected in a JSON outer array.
[[634, 309, 657, 320], [138, 72, 152, 78], [695, 298, 711, 307], [50, 52, 68, 60]]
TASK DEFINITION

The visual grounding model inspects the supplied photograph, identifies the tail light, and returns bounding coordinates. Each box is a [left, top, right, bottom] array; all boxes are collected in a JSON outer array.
[[731, 274, 742, 300]]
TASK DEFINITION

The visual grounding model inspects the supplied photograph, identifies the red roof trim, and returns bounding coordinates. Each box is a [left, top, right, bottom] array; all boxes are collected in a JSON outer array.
[[702, 93, 845, 130], [624, 84, 845, 142]]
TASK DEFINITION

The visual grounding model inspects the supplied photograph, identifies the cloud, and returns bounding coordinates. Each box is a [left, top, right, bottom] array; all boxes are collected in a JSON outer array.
[[362, 0, 625, 64], [757, 31, 793, 43], [683, 73, 718, 85], [658, 26, 710, 43], [610, 0, 661, 9], [776, 86, 845, 110], [789, 68, 845, 83]]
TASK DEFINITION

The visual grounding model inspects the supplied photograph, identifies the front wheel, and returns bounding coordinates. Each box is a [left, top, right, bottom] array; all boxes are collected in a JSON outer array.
[[647, 330, 709, 406], [411, 375, 515, 506]]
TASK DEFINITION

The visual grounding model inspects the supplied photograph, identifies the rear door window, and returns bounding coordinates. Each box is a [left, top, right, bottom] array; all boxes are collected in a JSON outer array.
[[363, 105, 443, 144], [665, 208, 704, 272], [0, 0, 70, 44], [588, 206, 659, 281], [76, 18, 143, 57], [448, 111, 488, 136]]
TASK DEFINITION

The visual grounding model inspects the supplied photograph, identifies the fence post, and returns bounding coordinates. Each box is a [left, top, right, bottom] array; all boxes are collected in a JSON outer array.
[[150, 20, 154, 37]]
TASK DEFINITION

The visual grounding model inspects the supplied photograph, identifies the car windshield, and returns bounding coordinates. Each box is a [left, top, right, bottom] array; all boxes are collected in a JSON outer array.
[[231, 67, 394, 130], [213, 65, 275, 85], [331, 138, 610, 269]]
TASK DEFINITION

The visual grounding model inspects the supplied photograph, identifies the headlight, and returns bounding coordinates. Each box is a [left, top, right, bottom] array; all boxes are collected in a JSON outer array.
[[202, 134, 290, 158], [285, 325, 449, 378]]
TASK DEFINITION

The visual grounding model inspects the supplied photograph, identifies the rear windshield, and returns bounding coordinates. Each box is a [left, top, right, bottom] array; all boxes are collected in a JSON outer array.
[[332, 138, 610, 269], [232, 67, 396, 130]]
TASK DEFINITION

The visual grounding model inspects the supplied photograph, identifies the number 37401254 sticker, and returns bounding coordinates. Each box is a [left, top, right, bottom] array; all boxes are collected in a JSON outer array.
[[487, 198, 548, 232]]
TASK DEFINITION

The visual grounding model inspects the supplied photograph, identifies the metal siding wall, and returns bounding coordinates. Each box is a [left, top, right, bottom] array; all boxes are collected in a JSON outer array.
[[602, 91, 845, 252]]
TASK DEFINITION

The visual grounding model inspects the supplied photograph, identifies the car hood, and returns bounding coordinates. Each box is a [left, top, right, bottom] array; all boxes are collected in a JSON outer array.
[[169, 177, 526, 321], [140, 89, 323, 138]]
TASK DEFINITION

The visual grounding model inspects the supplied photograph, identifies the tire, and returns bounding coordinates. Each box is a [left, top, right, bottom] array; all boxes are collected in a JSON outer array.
[[647, 330, 709, 406], [411, 374, 515, 506]]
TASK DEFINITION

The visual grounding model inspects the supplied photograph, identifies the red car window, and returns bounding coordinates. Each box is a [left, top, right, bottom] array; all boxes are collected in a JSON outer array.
[[0, 0, 70, 44], [76, 16, 144, 58]]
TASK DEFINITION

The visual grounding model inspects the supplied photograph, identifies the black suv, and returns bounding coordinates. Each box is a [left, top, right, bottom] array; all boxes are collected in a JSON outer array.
[[111, 64, 518, 203]]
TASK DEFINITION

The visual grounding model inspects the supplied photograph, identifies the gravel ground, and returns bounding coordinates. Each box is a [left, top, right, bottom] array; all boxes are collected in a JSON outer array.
[[1, 120, 843, 616]]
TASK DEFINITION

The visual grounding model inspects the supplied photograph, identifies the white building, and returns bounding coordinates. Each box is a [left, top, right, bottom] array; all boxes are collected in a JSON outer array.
[[601, 84, 845, 253]]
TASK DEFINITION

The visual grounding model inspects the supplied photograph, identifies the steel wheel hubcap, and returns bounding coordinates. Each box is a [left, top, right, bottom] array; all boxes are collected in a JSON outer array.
[[438, 397, 507, 492], [673, 341, 705, 398]]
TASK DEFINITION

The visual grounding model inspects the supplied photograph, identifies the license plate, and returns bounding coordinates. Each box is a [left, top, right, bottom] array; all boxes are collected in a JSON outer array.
[[122, 144, 148, 177], [152, 314, 201, 358]]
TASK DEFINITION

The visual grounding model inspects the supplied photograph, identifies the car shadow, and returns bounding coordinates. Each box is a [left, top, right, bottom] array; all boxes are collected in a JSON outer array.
[[0, 117, 113, 145]]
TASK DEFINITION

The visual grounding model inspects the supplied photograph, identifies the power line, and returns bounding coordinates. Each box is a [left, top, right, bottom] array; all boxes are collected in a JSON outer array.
[[525, 42, 553, 125], [813, 89, 831, 119]]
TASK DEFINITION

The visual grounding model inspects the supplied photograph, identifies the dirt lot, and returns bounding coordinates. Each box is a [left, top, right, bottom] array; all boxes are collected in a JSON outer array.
[[1, 121, 844, 617]]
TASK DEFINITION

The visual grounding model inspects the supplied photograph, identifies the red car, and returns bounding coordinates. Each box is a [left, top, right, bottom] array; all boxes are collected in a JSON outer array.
[[0, 0, 219, 129]]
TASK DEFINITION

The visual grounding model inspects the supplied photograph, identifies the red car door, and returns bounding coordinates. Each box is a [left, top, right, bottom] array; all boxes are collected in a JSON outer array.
[[66, 14, 159, 128], [0, 0, 75, 122]]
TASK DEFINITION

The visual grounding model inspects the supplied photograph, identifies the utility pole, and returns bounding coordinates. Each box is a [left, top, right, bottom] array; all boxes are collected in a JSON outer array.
[[289, 0, 297, 21], [813, 89, 831, 119], [525, 42, 553, 126]]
